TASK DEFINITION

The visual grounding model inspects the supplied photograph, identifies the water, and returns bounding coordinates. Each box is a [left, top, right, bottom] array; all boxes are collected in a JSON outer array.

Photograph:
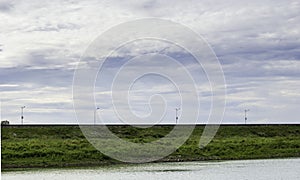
[[2, 158, 300, 180]]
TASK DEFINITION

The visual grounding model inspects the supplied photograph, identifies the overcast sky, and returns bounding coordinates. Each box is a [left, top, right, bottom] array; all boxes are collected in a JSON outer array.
[[0, 0, 299, 124]]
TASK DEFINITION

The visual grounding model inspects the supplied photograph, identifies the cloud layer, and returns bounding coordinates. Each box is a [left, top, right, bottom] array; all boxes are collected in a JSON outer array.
[[1, 0, 299, 124]]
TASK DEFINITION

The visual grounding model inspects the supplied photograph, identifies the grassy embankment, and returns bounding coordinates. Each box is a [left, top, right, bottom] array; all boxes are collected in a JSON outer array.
[[1, 125, 300, 170]]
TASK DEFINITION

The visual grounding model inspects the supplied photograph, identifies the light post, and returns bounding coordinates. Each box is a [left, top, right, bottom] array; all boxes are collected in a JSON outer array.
[[175, 108, 180, 124], [21, 106, 25, 125], [244, 109, 250, 124], [94, 107, 100, 125]]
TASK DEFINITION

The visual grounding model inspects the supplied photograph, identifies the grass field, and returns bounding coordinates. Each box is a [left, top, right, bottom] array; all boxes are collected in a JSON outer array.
[[1, 125, 300, 170]]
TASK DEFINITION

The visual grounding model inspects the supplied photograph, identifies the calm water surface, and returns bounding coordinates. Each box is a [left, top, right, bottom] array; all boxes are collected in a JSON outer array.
[[2, 158, 300, 180]]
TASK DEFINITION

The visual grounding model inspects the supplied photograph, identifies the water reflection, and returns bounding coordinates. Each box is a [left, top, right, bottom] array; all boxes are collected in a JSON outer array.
[[2, 158, 300, 180]]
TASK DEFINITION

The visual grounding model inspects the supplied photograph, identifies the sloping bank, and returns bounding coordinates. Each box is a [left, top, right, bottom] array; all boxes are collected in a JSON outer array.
[[1, 125, 300, 171]]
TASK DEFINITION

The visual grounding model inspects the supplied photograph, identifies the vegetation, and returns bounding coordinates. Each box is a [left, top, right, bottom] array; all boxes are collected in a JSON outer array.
[[1, 125, 300, 171]]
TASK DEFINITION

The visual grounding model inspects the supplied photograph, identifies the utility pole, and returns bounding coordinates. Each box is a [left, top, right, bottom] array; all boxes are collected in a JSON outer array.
[[21, 106, 25, 125], [175, 108, 180, 124], [94, 107, 100, 125], [244, 109, 250, 124]]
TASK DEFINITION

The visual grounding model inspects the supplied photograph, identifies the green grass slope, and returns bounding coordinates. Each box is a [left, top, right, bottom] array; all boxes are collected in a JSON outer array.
[[1, 125, 300, 170]]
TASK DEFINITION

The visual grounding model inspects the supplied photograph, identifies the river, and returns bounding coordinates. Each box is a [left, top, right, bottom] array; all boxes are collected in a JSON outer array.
[[2, 158, 300, 180]]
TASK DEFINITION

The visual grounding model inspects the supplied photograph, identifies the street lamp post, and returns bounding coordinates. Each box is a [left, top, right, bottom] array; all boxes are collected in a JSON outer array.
[[244, 109, 250, 124], [21, 106, 25, 125], [94, 107, 100, 125], [175, 108, 180, 124]]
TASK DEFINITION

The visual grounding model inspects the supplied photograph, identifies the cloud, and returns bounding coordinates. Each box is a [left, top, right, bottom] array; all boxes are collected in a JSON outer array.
[[0, 1, 14, 13], [1, 0, 300, 124]]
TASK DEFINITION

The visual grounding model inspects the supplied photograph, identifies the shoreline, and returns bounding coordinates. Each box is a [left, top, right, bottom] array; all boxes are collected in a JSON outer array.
[[2, 157, 300, 172]]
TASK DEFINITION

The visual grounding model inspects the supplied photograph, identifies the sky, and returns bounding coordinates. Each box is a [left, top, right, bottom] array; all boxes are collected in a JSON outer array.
[[0, 0, 300, 124]]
